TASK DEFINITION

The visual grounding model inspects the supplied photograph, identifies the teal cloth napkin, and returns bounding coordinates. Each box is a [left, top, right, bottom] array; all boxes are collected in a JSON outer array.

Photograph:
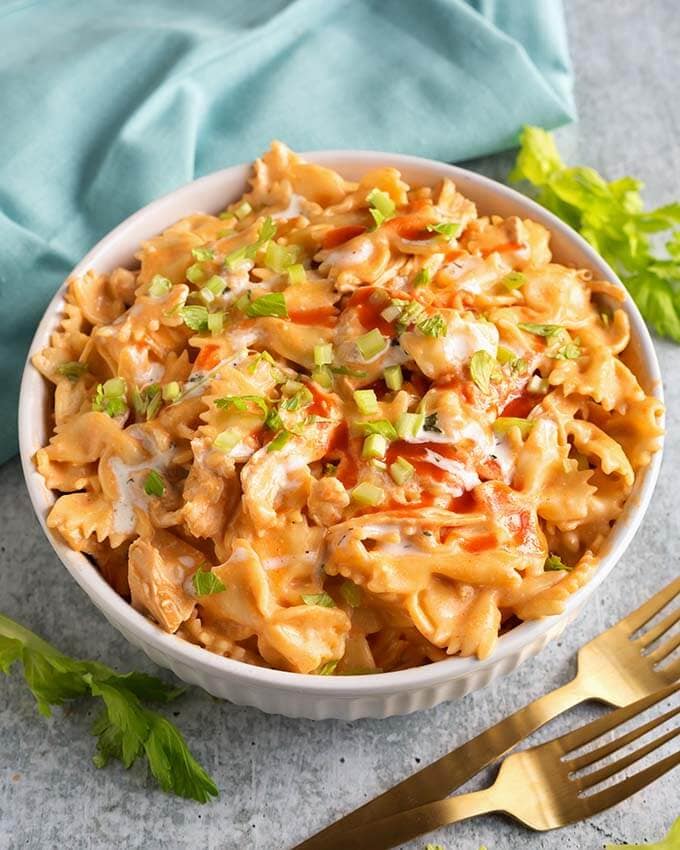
[[0, 0, 574, 464]]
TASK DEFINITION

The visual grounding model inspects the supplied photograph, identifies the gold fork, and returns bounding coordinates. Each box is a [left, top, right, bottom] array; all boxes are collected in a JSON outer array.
[[297, 577, 680, 847], [301, 681, 680, 850]]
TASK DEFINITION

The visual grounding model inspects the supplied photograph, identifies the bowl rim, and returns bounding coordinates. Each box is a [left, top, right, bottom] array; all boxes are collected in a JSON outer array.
[[18, 149, 664, 697]]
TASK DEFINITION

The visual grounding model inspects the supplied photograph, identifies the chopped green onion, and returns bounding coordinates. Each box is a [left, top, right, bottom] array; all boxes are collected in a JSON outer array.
[[329, 365, 369, 378], [350, 482, 384, 507], [370, 459, 387, 471], [162, 382, 181, 402], [287, 263, 306, 284], [180, 306, 209, 331], [492, 417, 534, 438], [204, 275, 227, 296], [207, 311, 224, 334], [360, 419, 398, 440], [280, 387, 313, 411], [234, 201, 253, 220], [186, 263, 205, 285], [131, 384, 161, 420], [469, 350, 497, 393], [417, 314, 447, 337], [314, 343, 333, 367], [234, 291, 251, 312], [226, 217, 277, 268], [311, 367, 333, 389], [396, 412, 424, 439], [317, 660, 339, 675], [143, 470, 165, 497], [213, 429, 241, 453], [554, 338, 582, 360], [389, 456, 415, 485], [192, 246, 214, 262], [353, 389, 378, 415], [57, 361, 88, 382], [501, 272, 527, 290], [496, 346, 518, 365], [527, 375, 549, 394], [103, 377, 125, 397], [92, 378, 128, 417], [148, 274, 172, 297], [383, 364, 403, 391], [395, 301, 424, 332], [301, 592, 336, 608], [544, 554, 571, 571], [413, 268, 430, 287], [380, 303, 402, 323], [362, 433, 388, 460], [267, 430, 292, 452], [426, 221, 461, 239], [192, 566, 226, 596], [218, 210, 236, 221], [356, 328, 388, 361], [243, 292, 288, 318], [265, 241, 299, 273], [264, 406, 284, 432], [340, 581, 362, 608], [518, 322, 564, 337], [366, 188, 396, 229], [198, 287, 215, 305]]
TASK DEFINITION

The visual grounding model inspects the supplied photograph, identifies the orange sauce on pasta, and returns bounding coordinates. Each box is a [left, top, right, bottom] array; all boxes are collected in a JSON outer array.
[[500, 393, 536, 419], [386, 440, 462, 482], [481, 241, 524, 257], [288, 306, 338, 327], [461, 533, 497, 553], [449, 490, 477, 513], [322, 225, 366, 249], [347, 287, 396, 336], [194, 344, 221, 371]]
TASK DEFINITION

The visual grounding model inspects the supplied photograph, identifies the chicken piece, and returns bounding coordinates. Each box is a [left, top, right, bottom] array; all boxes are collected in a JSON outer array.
[[128, 530, 201, 632], [307, 476, 350, 527], [240, 421, 337, 528], [401, 310, 498, 381]]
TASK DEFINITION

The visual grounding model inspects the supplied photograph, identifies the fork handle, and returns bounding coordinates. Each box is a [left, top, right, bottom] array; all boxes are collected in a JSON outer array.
[[297, 788, 497, 850], [297, 675, 589, 847]]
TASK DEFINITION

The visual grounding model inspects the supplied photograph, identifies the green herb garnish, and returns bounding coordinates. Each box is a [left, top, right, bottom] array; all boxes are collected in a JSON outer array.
[[518, 322, 564, 338], [57, 361, 88, 382], [301, 592, 336, 608], [512, 125, 680, 343], [192, 566, 226, 595], [92, 378, 128, 418], [426, 222, 462, 239], [243, 292, 288, 319], [214, 395, 269, 417], [469, 350, 497, 393], [544, 554, 571, 571], [143, 470, 165, 497], [0, 614, 217, 802]]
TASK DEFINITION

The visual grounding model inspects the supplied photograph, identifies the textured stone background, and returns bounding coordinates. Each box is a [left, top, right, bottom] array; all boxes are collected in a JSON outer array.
[[1, 0, 679, 847]]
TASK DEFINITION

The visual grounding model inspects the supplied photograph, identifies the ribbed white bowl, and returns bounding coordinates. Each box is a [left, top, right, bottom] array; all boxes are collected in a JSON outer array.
[[19, 151, 664, 720]]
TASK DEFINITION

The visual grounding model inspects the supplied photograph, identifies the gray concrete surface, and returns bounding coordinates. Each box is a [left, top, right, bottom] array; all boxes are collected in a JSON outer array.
[[1, 0, 679, 847]]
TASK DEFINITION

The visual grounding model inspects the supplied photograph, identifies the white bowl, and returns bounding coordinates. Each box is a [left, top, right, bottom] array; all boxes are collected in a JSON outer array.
[[19, 151, 664, 720]]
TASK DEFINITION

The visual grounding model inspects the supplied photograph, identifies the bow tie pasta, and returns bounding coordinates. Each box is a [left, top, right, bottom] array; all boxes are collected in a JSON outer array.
[[32, 142, 663, 675]]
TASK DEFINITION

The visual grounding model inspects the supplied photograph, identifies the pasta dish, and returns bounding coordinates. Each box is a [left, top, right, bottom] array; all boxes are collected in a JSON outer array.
[[32, 144, 663, 675]]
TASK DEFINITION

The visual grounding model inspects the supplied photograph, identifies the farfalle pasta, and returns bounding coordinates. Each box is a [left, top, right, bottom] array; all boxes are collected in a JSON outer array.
[[32, 143, 664, 675]]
